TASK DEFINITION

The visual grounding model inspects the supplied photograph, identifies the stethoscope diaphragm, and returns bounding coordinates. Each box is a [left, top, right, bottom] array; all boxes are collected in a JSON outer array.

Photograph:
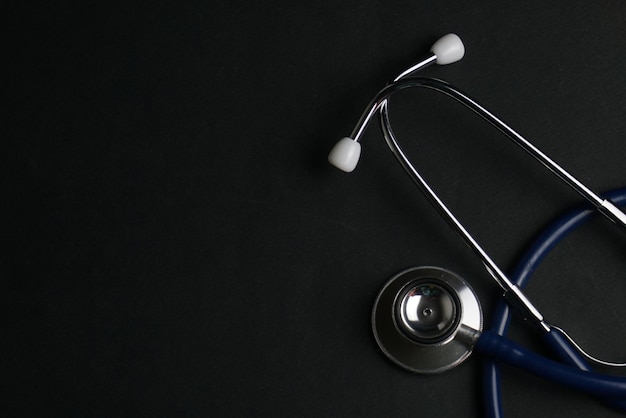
[[372, 266, 482, 374]]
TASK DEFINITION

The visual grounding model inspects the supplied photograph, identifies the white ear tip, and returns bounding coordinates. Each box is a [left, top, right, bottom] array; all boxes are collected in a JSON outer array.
[[430, 33, 465, 65], [328, 137, 361, 173]]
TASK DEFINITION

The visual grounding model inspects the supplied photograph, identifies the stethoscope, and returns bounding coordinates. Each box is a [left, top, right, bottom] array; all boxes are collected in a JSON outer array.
[[327, 34, 626, 417]]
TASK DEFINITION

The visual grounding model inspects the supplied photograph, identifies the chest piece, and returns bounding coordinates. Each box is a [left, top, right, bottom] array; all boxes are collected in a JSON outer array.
[[372, 266, 482, 374]]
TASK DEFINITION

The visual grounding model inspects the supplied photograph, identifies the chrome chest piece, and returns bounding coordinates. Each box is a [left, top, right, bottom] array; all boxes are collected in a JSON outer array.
[[372, 266, 482, 374]]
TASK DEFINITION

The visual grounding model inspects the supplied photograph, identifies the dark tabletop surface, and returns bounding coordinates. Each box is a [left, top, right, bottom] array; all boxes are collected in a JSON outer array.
[[4, 2, 626, 417]]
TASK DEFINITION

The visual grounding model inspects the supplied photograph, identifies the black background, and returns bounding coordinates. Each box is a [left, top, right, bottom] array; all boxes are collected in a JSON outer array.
[[4, 2, 626, 417]]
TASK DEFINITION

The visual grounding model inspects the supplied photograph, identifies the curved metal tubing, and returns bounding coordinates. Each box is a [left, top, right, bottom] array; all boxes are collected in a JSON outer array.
[[349, 76, 626, 330], [352, 77, 626, 229]]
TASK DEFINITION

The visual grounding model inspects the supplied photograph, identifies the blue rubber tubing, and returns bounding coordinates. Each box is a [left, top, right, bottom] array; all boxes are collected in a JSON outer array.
[[482, 187, 626, 418]]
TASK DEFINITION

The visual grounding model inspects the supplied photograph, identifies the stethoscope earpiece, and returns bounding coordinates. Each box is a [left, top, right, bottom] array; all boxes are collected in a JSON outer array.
[[328, 137, 361, 173], [430, 33, 465, 65], [372, 266, 482, 374]]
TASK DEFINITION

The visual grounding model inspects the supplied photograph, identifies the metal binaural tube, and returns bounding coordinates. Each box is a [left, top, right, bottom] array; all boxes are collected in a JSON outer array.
[[349, 55, 437, 142], [393, 54, 438, 83], [350, 77, 626, 228], [377, 97, 548, 330]]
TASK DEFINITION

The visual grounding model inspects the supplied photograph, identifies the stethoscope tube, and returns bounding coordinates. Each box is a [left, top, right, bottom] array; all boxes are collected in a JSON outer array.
[[477, 329, 626, 398], [484, 187, 626, 417]]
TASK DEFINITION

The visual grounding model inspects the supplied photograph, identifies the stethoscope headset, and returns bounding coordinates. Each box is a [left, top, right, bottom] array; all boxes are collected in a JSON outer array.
[[327, 34, 626, 417]]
